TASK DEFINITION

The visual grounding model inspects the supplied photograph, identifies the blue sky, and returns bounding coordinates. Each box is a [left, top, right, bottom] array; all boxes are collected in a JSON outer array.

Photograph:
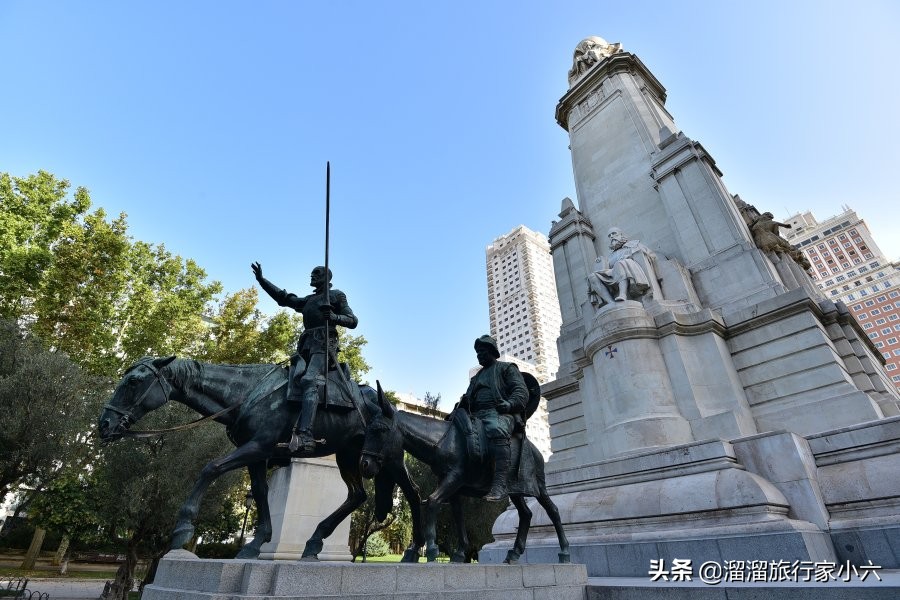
[[2, 1, 898, 406]]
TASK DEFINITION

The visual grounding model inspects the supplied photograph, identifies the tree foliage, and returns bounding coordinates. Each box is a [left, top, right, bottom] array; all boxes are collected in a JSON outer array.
[[0, 320, 106, 500], [27, 471, 104, 546]]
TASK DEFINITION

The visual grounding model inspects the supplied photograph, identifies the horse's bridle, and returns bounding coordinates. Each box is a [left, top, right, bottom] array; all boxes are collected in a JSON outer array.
[[103, 360, 172, 433]]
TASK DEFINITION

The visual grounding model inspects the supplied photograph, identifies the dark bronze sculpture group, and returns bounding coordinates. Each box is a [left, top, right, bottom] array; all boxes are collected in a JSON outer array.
[[97, 264, 569, 565]]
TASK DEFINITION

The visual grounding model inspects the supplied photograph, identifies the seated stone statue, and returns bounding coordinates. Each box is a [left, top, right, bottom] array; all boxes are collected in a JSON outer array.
[[588, 227, 660, 306]]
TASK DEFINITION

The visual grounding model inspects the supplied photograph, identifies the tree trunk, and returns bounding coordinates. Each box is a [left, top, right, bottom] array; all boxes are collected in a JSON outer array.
[[20, 526, 46, 570], [52, 534, 70, 565], [140, 553, 164, 594], [102, 543, 138, 600]]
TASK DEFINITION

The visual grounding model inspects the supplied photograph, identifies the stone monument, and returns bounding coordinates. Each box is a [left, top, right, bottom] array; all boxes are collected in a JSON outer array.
[[481, 36, 900, 576]]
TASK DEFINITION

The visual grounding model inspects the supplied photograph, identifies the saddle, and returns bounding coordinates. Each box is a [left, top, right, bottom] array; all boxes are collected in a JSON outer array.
[[316, 363, 362, 411]]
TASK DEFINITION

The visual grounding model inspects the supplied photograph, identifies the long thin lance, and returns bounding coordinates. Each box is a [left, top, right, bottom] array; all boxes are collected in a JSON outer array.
[[323, 161, 331, 407]]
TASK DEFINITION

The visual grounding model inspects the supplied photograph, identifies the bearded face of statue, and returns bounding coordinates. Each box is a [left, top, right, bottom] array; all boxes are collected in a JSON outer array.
[[608, 228, 627, 251]]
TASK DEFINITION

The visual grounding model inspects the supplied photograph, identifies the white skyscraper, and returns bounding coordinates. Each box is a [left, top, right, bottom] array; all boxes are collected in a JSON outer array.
[[485, 225, 563, 459]]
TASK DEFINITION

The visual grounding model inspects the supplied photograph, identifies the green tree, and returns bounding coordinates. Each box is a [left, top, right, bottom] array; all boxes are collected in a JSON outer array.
[[114, 242, 221, 368], [27, 470, 105, 563], [336, 328, 370, 382], [0, 320, 106, 500], [198, 288, 300, 364], [31, 209, 132, 375], [421, 391, 442, 417], [0, 171, 90, 321]]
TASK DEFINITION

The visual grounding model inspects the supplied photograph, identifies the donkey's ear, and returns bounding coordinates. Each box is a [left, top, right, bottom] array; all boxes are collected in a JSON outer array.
[[376, 381, 395, 419], [153, 355, 176, 369]]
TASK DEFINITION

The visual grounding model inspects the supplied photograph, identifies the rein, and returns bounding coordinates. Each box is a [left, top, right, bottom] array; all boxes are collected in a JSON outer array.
[[110, 360, 286, 439], [116, 404, 244, 439]]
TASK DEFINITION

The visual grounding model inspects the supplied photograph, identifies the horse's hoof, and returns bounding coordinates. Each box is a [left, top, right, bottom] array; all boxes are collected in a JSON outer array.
[[300, 555, 319, 562], [400, 549, 420, 563], [503, 550, 521, 565], [450, 551, 465, 563], [558, 552, 571, 564], [302, 539, 324, 558], [425, 549, 438, 562], [235, 546, 259, 560]]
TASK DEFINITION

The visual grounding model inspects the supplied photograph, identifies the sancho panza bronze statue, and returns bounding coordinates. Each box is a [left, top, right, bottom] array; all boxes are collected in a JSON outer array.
[[251, 262, 358, 452], [460, 335, 528, 501]]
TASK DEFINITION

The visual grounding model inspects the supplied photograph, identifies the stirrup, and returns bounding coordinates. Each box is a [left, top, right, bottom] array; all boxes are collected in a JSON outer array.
[[286, 430, 319, 453]]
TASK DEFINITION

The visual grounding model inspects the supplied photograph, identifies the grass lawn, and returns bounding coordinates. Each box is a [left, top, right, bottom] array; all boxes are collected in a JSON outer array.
[[356, 553, 449, 563]]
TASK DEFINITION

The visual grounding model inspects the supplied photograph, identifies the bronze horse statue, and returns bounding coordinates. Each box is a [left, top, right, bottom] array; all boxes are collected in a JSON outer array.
[[98, 356, 424, 560], [359, 386, 570, 564]]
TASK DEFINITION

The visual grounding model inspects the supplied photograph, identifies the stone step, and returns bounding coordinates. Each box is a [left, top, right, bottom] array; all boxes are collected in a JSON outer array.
[[142, 555, 587, 600]]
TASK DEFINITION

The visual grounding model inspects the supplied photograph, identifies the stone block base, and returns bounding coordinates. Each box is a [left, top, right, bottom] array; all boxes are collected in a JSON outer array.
[[586, 574, 900, 600], [142, 554, 588, 599]]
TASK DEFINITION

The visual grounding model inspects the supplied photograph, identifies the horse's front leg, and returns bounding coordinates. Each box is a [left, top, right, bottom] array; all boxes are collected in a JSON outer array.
[[449, 495, 469, 563], [504, 494, 532, 564], [235, 460, 271, 559], [385, 460, 424, 563], [423, 469, 464, 562], [535, 488, 570, 563], [300, 448, 367, 561], [170, 441, 268, 550]]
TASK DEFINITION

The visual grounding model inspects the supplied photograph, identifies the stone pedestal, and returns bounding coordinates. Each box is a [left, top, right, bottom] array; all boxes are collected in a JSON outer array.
[[143, 555, 588, 600], [258, 457, 352, 561]]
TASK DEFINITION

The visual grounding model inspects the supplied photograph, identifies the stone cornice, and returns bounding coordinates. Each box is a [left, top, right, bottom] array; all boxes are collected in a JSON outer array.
[[556, 52, 667, 131]]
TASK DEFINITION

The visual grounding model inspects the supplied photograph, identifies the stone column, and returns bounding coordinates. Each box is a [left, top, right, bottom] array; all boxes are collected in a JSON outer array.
[[257, 457, 352, 561], [583, 301, 693, 457]]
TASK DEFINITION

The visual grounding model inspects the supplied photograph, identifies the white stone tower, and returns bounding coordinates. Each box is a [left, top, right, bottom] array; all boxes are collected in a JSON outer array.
[[481, 36, 900, 575]]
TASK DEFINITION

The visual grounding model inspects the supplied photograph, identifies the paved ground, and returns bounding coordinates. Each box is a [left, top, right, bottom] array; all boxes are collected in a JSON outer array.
[[3, 577, 108, 599]]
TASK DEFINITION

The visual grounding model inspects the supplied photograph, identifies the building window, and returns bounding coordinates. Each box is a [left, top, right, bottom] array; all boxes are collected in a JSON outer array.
[[876, 318, 887, 325], [882, 328, 892, 335], [894, 349, 900, 357], [890, 315, 899, 321], [888, 337, 899, 345], [860, 313, 870, 320], [889, 364, 898, 371], [876, 341, 885, 348], [866, 300, 876, 307], [890, 291, 899, 299], [872, 309, 881, 315], [852, 304, 863, 311], [869, 333, 878, 339], [893, 375, 900, 382], [863, 323, 873, 329]]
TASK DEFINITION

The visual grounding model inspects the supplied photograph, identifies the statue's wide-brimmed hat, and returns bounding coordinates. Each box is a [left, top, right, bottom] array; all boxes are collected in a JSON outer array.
[[474, 335, 500, 358]]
